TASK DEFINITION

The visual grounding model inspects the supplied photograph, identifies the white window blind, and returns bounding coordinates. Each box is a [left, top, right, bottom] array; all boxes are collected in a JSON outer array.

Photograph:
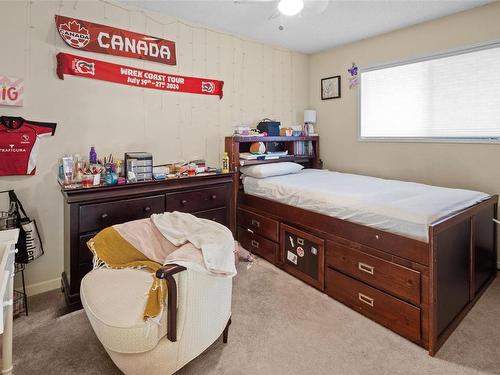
[[360, 43, 500, 141]]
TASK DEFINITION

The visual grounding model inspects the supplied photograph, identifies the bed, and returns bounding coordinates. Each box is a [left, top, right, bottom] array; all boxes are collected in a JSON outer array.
[[242, 169, 490, 242], [225, 135, 497, 356]]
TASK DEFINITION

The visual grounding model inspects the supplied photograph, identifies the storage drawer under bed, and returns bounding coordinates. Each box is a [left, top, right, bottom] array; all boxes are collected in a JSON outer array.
[[325, 268, 421, 343], [326, 240, 421, 306], [238, 208, 279, 242], [238, 227, 278, 264], [280, 224, 324, 290]]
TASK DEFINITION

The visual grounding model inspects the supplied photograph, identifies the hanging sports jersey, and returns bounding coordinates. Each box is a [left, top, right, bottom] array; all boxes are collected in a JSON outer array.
[[0, 116, 56, 176]]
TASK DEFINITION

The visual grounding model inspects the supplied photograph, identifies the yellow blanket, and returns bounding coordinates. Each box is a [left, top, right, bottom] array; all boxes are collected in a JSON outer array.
[[87, 227, 166, 320]]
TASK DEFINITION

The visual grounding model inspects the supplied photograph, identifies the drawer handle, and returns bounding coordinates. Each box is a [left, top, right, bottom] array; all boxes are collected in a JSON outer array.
[[246, 228, 254, 234], [251, 240, 259, 248], [358, 262, 374, 275], [210, 194, 217, 200], [100, 213, 108, 219], [375, 234, 380, 240], [358, 293, 374, 307], [251, 219, 260, 228], [144, 206, 151, 212], [181, 199, 188, 205]]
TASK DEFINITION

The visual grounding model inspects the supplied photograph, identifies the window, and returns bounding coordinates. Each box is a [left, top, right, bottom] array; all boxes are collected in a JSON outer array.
[[360, 42, 500, 142]]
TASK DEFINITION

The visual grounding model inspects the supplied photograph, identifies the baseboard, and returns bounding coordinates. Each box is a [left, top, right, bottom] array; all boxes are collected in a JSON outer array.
[[16, 277, 61, 297]]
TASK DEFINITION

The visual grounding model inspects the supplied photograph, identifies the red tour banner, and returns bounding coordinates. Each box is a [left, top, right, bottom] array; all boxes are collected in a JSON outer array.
[[56, 52, 224, 98], [55, 15, 177, 66]]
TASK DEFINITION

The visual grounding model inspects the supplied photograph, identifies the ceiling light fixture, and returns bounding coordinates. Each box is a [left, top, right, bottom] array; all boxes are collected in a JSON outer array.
[[277, 0, 304, 16]]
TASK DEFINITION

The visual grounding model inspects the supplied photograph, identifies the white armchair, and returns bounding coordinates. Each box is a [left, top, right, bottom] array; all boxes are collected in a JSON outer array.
[[80, 264, 232, 374]]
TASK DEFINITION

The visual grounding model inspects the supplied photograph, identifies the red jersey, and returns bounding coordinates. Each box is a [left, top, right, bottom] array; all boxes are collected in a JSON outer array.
[[0, 116, 56, 176]]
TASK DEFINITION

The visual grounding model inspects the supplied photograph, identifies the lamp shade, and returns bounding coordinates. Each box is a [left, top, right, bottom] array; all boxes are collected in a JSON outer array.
[[304, 110, 316, 123]]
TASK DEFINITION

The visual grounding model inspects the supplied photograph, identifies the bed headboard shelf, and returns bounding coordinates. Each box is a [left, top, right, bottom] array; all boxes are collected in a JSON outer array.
[[224, 135, 320, 171], [224, 134, 320, 236]]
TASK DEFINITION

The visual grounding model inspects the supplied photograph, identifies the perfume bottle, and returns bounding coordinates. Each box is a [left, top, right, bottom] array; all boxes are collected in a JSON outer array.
[[89, 146, 97, 164]]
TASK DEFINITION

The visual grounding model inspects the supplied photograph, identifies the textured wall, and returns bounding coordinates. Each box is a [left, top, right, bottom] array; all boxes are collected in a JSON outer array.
[[0, 0, 309, 293], [309, 2, 500, 263]]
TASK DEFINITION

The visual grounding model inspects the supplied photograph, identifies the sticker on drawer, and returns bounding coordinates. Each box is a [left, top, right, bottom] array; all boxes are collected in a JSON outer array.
[[287, 251, 298, 265]]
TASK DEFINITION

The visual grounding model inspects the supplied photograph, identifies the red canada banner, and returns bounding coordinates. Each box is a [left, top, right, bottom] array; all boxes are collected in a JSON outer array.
[[56, 52, 223, 98], [55, 15, 176, 66]]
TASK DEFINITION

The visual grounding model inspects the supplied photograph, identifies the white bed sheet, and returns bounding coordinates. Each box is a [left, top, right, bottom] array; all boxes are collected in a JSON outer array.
[[242, 169, 490, 242]]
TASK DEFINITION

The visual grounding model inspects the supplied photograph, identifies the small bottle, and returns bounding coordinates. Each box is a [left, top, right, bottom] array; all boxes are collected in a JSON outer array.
[[89, 146, 97, 165], [222, 152, 230, 173], [73, 154, 82, 182]]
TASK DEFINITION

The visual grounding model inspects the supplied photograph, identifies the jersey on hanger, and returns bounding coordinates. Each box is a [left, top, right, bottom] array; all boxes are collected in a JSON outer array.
[[0, 116, 56, 176]]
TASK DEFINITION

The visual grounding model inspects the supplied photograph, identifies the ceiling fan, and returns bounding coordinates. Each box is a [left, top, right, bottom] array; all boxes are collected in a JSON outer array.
[[234, 0, 329, 19]]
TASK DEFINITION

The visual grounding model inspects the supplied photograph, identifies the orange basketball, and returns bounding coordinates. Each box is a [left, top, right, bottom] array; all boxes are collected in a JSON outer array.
[[249, 142, 266, 154]]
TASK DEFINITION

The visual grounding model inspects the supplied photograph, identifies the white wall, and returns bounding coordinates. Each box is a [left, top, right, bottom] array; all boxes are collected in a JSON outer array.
[[0, 0, 309, 294], [309, 2, 500, 263]]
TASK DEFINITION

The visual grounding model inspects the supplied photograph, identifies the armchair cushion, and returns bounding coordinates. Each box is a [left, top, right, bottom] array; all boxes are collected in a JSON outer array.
[[81, 268, 169, 354]]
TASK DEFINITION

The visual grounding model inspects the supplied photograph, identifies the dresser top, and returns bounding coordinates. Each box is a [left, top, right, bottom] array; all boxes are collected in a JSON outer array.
[[60, 172, 234, 204]]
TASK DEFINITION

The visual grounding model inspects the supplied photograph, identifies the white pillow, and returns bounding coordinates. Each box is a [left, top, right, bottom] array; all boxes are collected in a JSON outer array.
[[240, 162, 304, 178]]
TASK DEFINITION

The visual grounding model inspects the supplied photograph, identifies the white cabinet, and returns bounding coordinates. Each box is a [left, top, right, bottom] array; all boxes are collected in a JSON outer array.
[[0, 229, 18, 375]]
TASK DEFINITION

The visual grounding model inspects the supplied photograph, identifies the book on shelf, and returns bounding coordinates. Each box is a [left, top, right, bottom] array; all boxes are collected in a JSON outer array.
[[239, 152, 287, 160], [293, 140, 314, 156]]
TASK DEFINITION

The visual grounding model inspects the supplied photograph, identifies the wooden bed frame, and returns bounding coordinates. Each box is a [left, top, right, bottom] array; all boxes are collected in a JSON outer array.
[[225, 135, 498, 355]]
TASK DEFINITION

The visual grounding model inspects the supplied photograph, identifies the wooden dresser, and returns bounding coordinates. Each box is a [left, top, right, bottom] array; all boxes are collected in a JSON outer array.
[[60, 173, 234, 308]]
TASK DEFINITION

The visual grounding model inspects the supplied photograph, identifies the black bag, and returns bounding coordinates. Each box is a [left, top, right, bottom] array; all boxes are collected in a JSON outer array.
[[8, 190, 44, 264], [257, 118, 281, 136]]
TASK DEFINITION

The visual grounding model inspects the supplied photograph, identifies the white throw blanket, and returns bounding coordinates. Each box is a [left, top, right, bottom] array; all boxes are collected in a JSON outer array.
[[151, 211, 237, 277]]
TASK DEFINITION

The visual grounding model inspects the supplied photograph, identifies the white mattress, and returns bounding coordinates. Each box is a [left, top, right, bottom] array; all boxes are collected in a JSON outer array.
[[242, 169, 490, 242]]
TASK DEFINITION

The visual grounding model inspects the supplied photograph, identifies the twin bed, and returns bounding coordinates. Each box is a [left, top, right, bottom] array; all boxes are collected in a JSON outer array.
[[226, 135, 497, 356], [242, 168, 490, 242]]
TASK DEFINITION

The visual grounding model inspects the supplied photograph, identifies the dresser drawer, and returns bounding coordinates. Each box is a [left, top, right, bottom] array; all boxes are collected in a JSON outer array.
[[326, 268, 421, 343], [238, 227, 278, 264], [326, 241, 421, 305], [79, 195, 165, 233], [238, 209, 279, 242], [166, 185, 227, 213], [79, 233, 96, 264], [194, 208, 228, 227]]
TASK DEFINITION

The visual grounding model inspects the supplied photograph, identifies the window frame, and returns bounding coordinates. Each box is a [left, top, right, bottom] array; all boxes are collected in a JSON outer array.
[[358, 40, 500, 144]]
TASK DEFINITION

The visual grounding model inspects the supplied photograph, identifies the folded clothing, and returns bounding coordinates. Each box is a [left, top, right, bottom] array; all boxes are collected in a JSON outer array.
[[151, 211, 237, 277]]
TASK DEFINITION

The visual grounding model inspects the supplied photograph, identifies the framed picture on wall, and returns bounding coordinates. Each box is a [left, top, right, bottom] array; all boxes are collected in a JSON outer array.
[[321, 75, 341, 100]]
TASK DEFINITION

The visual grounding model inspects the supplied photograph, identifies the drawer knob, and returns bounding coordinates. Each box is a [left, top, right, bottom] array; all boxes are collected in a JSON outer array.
[[358, 262, 375, 275], [375, 234, 380, 240], [181, 199, 188, 205], [144, 206, 151, 212], [251, 240, 259, 248], [100, 213, 108, 219], [358, 292, 374, 307], [251, 219, 260, 228], [210, 194, 217, 200]]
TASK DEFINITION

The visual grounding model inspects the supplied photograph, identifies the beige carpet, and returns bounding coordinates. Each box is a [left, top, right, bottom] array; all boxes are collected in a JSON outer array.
[[12, 259, 500, 374]]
